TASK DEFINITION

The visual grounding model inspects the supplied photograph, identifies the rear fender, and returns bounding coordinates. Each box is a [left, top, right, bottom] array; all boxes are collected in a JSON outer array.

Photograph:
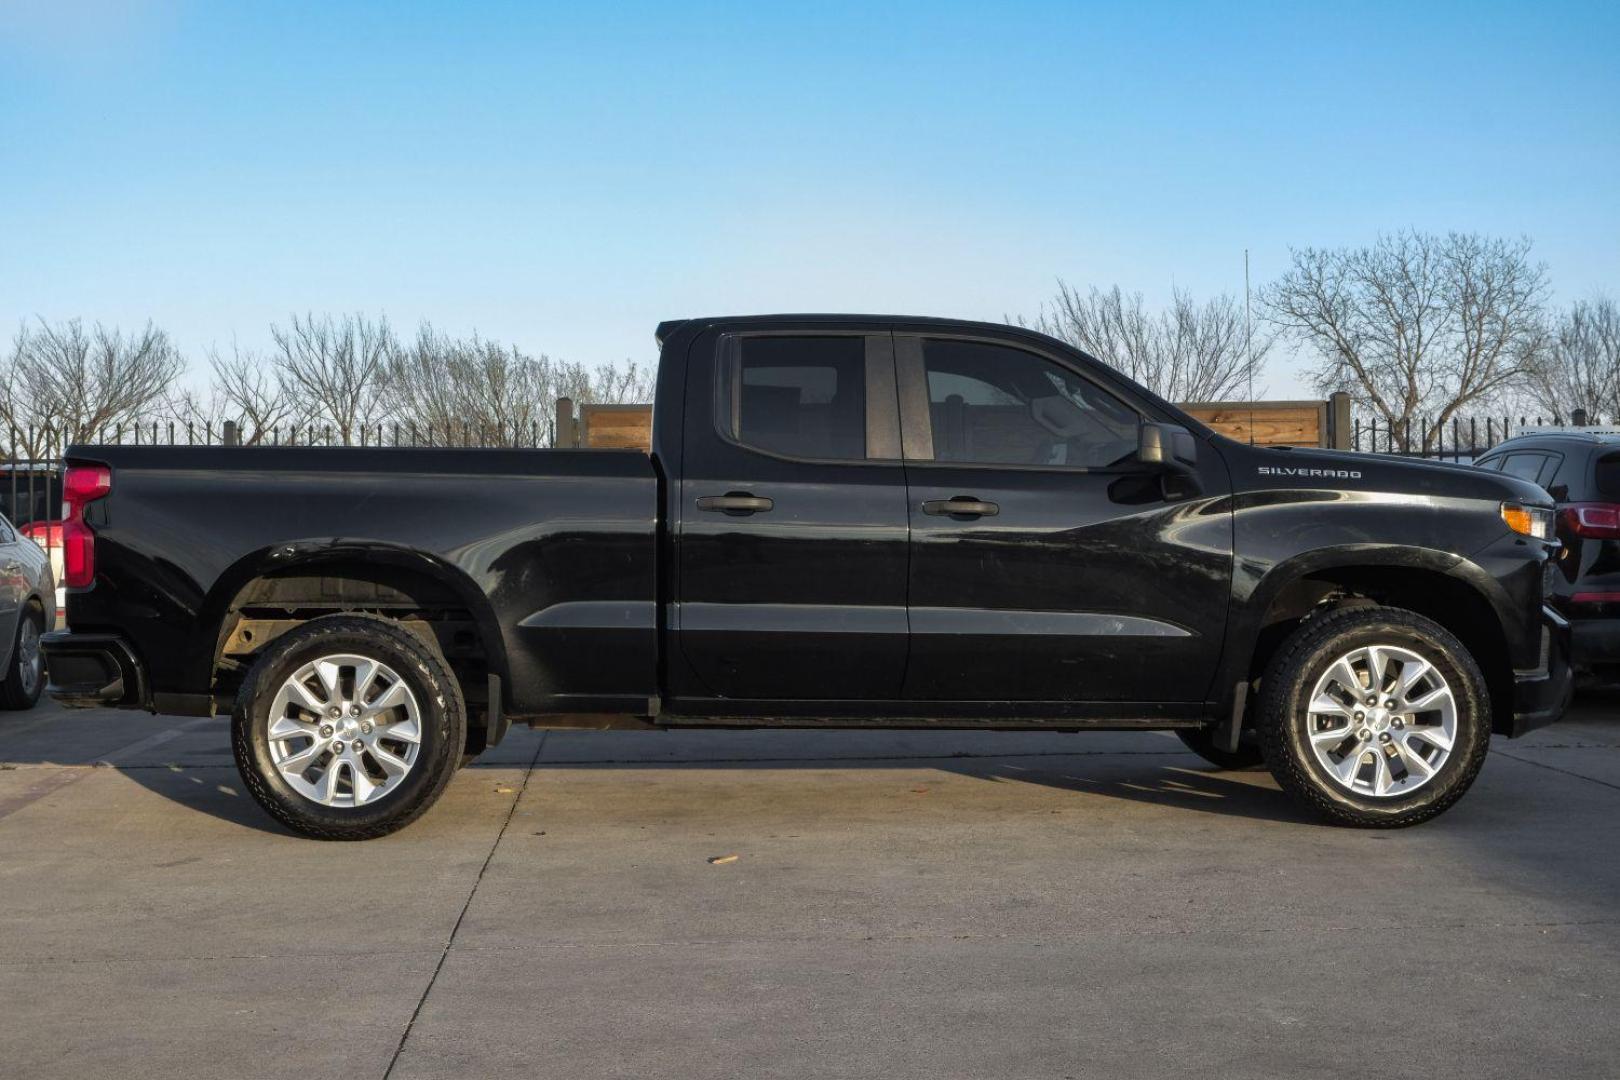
[[196, 539, 510, 703]]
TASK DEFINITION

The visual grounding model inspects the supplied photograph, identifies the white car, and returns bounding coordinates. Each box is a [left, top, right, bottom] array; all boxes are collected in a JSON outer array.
[[1, 512, 56, 708], [19, 519, 66, 617]]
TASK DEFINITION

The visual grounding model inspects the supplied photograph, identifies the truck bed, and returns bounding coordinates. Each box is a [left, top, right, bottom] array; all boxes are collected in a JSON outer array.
[[61, 445, 659, 718]]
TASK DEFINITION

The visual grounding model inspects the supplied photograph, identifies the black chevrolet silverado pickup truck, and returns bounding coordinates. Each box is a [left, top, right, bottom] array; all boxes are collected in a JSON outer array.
[[42, 315, 1572, 838]]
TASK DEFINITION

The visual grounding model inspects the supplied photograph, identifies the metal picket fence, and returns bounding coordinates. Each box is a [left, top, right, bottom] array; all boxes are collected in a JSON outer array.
[[1, 419, 559, 594], [1351, 412, 1611, 463]]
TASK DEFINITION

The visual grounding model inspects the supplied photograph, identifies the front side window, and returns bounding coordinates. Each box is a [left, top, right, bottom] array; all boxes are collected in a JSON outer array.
[[720, 336, 867, 460], [922, 339, 1138, 468]]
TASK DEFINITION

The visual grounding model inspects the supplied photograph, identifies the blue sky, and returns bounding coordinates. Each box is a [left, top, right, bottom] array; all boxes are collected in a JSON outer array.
[[2, 0, 1617, 397]]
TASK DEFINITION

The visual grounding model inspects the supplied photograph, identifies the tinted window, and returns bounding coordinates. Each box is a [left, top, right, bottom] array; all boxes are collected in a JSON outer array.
[[722, 336, 866, 460], [1597, 452, 1620, 500], [1499, 453, 1551, 485], [922, 340, 1139, 467]]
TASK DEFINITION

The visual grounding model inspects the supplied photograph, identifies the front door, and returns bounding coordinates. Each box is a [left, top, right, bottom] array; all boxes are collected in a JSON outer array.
[[897, 333, 1233, 705], [673, 328, 909, 704]]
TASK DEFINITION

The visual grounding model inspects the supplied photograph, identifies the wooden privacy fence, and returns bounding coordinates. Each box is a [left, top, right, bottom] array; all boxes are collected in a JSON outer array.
[[553, 393, 1353, 451]]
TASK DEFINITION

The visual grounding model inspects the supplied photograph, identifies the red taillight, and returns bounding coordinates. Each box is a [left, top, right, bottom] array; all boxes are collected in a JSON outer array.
[[19, 521, 63, 548], [61, 463, 111, 588], [1558, 503, 1620, 540], [63, 464, 111, 505]]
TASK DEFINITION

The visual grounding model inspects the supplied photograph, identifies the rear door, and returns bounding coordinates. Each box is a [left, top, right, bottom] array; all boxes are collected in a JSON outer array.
[[672, 327, 909, 703], [896, 332, 1233, 705]]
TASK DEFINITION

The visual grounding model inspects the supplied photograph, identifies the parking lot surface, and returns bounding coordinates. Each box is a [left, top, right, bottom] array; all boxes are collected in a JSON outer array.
[[2, 692, 1617, 1079]]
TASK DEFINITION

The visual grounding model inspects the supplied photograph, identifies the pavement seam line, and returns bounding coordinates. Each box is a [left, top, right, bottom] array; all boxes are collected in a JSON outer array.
[[380, 732, 547, 1080], [1492, 746, 1620, 793], [9, 914, 1619, 969]]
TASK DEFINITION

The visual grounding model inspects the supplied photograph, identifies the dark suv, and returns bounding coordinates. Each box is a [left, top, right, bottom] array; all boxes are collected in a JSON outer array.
[[1476, 432, 1620, 679]]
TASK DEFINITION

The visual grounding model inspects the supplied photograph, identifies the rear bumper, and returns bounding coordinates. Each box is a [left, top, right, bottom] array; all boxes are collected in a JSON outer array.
[[41, 631, 148, 709], [1508, 606, 1573, 737], [1569, 616, 1620, 669]]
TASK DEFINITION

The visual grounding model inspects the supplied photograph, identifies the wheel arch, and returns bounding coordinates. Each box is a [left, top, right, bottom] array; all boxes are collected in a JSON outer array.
[[200, 540, 510, 750], [1236, 547, 1516, 735]]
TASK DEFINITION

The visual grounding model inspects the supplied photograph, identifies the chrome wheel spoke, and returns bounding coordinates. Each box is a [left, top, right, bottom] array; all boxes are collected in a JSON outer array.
[[277, 740, 327, 775], [283, 677, 329, 718], [351, 658, 381, 705], [1399, 658, 1433, 699], [1311, 722, 1352, 746], [315, 759, 344, 803], [349, 757, 378, 804], [267, 715, 318, 742], [1370, 748, 1396, 795], [1310, 694, 1354, 719], [1405, 686, 1450, 712], [1323, 658, 1363, 698], [312, 660, 344, 702], [1362, 646, 1391, 694], [371, 743, 411, 777], [366, 681, 410, 718], [1406, 725, 1453, 753], [380, 716, 421, 745], [1332, 741, 1368, 783], [1394, 737, 1436, 780], [266, 653, 422, 808]]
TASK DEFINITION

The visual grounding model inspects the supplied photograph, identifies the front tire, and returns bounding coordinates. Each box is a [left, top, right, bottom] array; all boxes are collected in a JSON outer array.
[[1258, 606, 1491, 828], [232, 615, 466, 840]]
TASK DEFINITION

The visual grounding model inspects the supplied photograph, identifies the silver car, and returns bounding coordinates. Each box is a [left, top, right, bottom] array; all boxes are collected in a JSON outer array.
[[0, 512, 55, 709]]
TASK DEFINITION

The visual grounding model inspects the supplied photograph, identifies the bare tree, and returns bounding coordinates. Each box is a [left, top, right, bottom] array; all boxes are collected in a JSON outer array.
[[208, 342, 302, 442], [387, 325, 558, 443], [0, 318, 185, 456], [1263, 231, 1551, 448], [588, 359, 657, 404], [385, 325, 657, 444], [1527, 297, 1619, 424], [269, 313, 395, 444], [1024, 282, 1269, 402]]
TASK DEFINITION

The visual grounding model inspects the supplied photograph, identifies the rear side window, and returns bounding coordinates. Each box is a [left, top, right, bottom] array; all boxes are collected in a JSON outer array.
[[1597, 452, 1620, 500], [720, 336, 867, 461], [1499, 453, 1551, 486], [921, 339, 1139, 468]]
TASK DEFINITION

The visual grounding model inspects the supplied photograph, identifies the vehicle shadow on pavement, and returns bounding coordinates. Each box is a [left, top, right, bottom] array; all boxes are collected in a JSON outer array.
[[91, 753, 1319, 834], [939, 757, 1320, 824], [5, 693, 1617, 836]]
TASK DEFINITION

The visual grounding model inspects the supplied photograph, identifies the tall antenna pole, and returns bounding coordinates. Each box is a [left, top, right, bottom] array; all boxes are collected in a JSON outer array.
[[1244, 249, 1255, 445]]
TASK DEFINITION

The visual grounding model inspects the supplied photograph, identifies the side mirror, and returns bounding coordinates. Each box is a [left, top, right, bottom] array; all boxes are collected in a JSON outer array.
[[1138, 423, 1197, 470]]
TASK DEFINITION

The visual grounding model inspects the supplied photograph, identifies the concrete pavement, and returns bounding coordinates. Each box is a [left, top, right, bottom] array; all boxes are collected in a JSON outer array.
[[1, 693, 1617, 1078]]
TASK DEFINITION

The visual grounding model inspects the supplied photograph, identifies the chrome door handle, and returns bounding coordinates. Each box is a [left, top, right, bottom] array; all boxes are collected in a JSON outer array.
[[922, 497, 999, 518], [696, 493, 774, 515]]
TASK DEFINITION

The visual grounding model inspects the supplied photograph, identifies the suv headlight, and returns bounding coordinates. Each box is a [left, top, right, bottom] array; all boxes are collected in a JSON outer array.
[[1502, 502, 1555, 541]]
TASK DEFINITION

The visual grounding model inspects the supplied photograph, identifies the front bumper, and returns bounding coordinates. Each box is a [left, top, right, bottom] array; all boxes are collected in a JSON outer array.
[[41, 631, 148, 709], [1508, 606, 1573, 736]]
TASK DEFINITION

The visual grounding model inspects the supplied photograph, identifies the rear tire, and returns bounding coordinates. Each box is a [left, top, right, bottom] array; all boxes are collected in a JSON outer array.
[[232, 614, 467, 840], [1175, 727, 1265, 770], [0, 608, 45, 711], [1258, 605, 1491, 828]]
